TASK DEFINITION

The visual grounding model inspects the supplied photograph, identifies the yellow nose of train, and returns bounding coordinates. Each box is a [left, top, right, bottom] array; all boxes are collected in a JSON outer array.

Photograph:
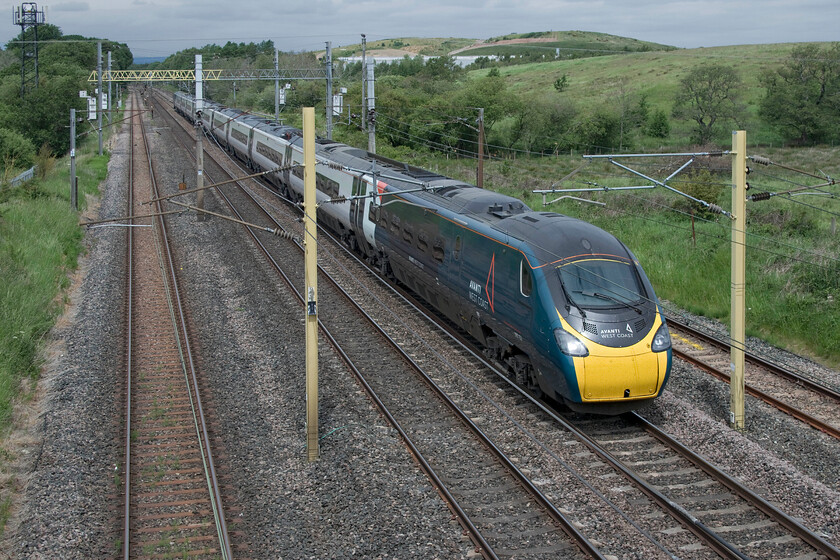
[[561, 314, 670, 404]]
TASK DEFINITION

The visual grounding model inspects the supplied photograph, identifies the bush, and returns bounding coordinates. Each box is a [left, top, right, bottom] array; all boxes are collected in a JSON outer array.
[[671, 168, 725, 216], [34, 144, 56, 179], [0, 128, 36, 171], [748, 206, 816, 238]]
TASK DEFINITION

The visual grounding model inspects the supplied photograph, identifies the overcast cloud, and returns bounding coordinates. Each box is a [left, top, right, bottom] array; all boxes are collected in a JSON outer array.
[[5, 0, 839, 58]]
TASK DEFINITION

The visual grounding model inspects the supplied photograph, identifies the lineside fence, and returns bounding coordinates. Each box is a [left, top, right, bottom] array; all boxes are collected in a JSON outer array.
[[8, 166, 35, 186]]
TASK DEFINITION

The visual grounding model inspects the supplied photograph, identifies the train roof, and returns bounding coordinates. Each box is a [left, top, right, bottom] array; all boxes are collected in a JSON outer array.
[[192, 96, 627, 264], [496, 212, 633, 267], [315, 144, 533, 223]]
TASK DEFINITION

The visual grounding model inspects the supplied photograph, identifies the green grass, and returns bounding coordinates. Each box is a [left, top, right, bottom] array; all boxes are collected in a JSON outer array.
[[0, 120, 112, 541], [0, 127, 112, 429]]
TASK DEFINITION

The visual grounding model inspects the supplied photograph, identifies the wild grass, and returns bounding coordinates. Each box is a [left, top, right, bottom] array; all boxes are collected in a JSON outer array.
[[0, 129, 110, 430], [475, 43, 837, 148]]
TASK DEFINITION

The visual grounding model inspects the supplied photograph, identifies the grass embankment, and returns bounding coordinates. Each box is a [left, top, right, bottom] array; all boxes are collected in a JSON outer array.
[[0, 134, 110, 429], [0, 126, 111, 532]]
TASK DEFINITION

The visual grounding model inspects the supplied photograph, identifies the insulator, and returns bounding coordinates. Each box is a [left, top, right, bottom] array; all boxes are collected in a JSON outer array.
[[749, 191, 772, 201], [751, 156, 772, 166], [707, 203, 724, 214]]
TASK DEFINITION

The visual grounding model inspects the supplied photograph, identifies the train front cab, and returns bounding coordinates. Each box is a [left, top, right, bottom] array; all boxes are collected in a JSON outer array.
[[540, 255, 672, 414]]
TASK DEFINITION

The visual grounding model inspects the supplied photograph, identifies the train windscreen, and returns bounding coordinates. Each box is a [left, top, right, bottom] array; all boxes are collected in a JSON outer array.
[[556, 258, 646, 309]]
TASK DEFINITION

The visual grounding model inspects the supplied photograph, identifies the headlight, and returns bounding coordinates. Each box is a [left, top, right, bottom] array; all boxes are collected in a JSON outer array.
[[554, 328, 589, 357], [651, 322, 671, 352]]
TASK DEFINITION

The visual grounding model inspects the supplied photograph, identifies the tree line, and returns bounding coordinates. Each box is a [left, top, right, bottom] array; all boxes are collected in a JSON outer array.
[[0, 24, 131, 176], [1, 35, 838, 178]]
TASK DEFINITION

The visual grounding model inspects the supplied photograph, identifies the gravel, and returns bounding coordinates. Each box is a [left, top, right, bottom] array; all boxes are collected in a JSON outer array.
[[641, 308, 840, 545]]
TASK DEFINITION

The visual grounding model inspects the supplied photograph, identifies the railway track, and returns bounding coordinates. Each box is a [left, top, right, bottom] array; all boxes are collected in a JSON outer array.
[[121, 91, 233, 559], [152, 89, 604, 560], [381, 271, 840, 559], [150, 89, 839, 559], [668, 317, 840, 440]]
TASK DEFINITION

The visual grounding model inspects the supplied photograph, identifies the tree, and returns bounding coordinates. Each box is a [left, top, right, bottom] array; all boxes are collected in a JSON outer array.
[[672, 64, 745, 145], [506, 94, 577, 153], [759, 43, 840, 144], [613, 79, 649, 151], [570, 107, 620, 152], [646, 108, 671, 138]]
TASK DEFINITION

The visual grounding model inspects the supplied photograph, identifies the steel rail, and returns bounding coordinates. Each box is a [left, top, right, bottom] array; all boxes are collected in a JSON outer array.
[[378, 284, 751, 560], [122, 95, 135, 560], [192, 162, 503, 560], [218, 183, 603, 560], [138, 98, 234, 559], [163, 120, 506, 559], [295, 223, 834, 560], [631, 412, 840, 560], [667, 316, 840, 402], [383, 277, 840, 560], [673, 346, 840, 440]]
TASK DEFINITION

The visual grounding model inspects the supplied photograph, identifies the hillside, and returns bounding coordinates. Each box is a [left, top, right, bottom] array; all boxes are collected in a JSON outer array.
[[474, 42, 834, 146], [455, 30, 676, 56], [332, 31, 674, 59]]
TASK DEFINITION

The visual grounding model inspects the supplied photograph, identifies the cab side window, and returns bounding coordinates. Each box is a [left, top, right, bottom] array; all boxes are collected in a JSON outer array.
[[520, 260, 532, 297]]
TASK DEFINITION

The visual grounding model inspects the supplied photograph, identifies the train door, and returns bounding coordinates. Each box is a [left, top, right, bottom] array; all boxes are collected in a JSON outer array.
[[283, 145, 292, 183], [350, 176, 366, 233], [248, 128, 255, 167]]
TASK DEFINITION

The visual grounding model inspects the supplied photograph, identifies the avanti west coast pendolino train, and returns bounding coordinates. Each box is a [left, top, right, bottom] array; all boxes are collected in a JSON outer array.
[[174, 91, 672, 414]]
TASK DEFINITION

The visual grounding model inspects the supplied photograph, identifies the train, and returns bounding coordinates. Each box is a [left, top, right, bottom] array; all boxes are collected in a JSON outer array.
[[173, 90, 672, 414]]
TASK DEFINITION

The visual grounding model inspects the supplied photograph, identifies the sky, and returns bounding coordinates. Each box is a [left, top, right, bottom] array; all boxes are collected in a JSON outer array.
[[3, 0, 839, 59]]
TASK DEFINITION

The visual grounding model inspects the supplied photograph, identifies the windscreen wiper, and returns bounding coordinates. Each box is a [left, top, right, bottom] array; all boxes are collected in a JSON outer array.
[[582, 290, 643, 314], [561, 286, 586, 318]]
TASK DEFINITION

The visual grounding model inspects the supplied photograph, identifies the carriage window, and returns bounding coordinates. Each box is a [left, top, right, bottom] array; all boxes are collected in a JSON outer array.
[[417, 231, 429, 253], [390, 215, 400, 233], [315, 173, 340, 198], [369, 204, 380, 224], [432, 237, 445, 262], [520, 260, 532, 297], [402, 225, 413, 243]]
